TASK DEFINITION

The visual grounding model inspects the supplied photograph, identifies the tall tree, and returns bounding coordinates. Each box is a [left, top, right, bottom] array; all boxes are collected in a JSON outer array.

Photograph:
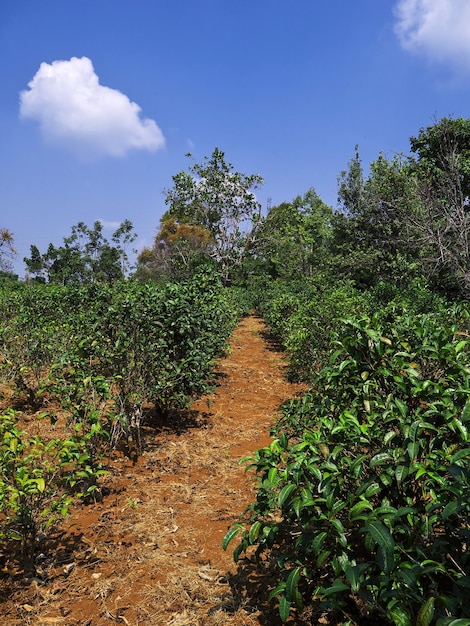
[[111, 219, 138, 276], [331, 147, 379, 287], [332, 148, 419, 288], [0, 228, 16, 273], [407, 117, 470, 296], [163, 148, 264, 284], [136, 218, 214, 280], [337, 145, 365, 217]]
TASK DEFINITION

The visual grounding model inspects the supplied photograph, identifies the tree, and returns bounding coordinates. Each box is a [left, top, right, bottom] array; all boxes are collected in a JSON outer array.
[[337, 145, 365, 217], [331, 148, 419, 288], [111, 219, 138, 276], [406, 117, 470, 296], [256, 188, 332, 280], [24, 220, 137, 284], [0, 228, 16, 272], [329, 119, 470, 297], [331, 147, 382, 288], [163, 148, 264, 284], [136, 218, 214, 280]]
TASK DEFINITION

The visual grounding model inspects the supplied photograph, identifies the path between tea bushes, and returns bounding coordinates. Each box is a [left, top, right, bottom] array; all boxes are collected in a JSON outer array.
[[1, 315, 311, 625]]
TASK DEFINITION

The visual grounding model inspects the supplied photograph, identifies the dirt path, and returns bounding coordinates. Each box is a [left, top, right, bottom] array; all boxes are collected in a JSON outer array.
[[1, 316, 306, 625]]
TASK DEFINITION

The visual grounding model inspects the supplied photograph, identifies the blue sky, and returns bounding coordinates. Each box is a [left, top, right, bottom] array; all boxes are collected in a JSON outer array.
[[1, 0, 470, 277]]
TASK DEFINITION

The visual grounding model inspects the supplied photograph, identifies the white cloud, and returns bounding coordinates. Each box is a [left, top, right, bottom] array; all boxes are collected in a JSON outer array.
[[19, 56, 165, 158], [98, 219, 122, 230], [394, 0, 470, 72]]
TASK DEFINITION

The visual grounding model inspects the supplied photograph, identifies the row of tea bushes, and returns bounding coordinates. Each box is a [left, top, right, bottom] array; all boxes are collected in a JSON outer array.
[[0, 269, 237, 450], [226, 283, 470, 624]]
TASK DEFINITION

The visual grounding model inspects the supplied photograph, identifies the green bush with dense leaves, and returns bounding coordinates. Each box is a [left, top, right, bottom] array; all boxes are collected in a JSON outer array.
[[0, 409, 106, 574], [225, 312, 470, 625], [0, 269, 236, 452], [250, 278, 453, 384], [249, 277, 369, 381]]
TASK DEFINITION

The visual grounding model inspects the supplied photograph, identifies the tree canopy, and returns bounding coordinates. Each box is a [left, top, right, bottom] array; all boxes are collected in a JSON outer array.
[[407, 117, 470, 295], [256, 188, 332, 280], [136, 218, 215, 281], [15, 116, 470, 300], [24, 220, 137, 284], [162, 148, 264, 284]]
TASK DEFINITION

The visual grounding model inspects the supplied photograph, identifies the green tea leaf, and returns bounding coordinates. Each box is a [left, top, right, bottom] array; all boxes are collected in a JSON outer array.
[[345, 563, 368, 593], [321, 579, 350, 597], [268, 582, 286, 601], [222, 525, 242, 551], [461, 398, 470, 423], [285, 567, 301, 600], [409, 420, 420, 442], [248, 521, 262, 544], [349, 499, 372, 520], [364, 482, 381, 498], [450, 447, 470, 464], [407, 441, 419, 461], [311, 531, 327, 555], [364, 521, 395, 574], [316, 550, 331, 568], [395, 464, 409, 485], [416, 597, 434, 626], [267, 467, 278, 484], [278, 483, 296, 507], [384, 430, 397, 445], [278, 594, 291, 622], [370, 452, 392, 467], [395, 398, 408, 418], [442, 501, 459, 519], [293, 586, 303, 610], [389, 605, 412, 626]]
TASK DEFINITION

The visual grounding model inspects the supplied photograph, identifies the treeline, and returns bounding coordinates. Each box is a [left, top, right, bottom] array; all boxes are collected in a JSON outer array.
[[9, 116, 470, 302], [136, 116, 470, 302]]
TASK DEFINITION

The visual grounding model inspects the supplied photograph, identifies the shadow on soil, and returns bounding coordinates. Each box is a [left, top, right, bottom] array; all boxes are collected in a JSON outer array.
[[211, 557, 334, 626], [146, 406, 214, 437], [139, 369, 229, 442], [0, 528, 90, 584], [211, 558, 289, 625], [214, 557, 389, 626], [258, 329, 286, 354]]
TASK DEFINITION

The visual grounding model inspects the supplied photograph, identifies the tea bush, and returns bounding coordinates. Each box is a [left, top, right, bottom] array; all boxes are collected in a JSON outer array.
[[0, 270, 237, 573], [251, 278, 368, 381], [0, 269, 236, 454], [252, 279, 454, 384]]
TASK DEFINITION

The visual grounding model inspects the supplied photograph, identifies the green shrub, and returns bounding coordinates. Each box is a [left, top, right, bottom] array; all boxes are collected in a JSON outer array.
[[0, 270, 236, 456], [0, 410, 105, 575]]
